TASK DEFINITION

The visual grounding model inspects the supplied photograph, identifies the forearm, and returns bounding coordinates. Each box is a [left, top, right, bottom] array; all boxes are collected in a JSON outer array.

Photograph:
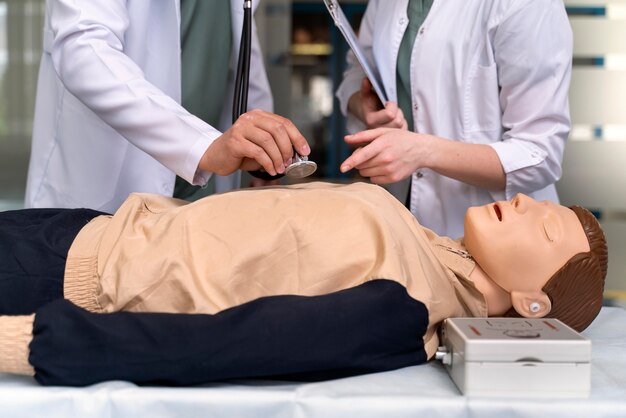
[[424, 135, 506, 191], [341, 129, 505, 187]]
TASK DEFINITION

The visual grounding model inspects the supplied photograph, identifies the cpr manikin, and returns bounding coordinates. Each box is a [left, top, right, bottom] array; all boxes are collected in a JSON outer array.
[[465, 193, 591, 318], [0, 183, 607, 386]]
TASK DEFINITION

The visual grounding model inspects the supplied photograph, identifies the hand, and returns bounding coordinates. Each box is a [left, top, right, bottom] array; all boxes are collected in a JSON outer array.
[[199, 109, 310, 177], [340, 128, 433, 184], [348, 78, 408, 130]]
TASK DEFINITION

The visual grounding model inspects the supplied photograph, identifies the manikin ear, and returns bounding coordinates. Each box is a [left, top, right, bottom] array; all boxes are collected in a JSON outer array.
[[510, 291, 552, 318]]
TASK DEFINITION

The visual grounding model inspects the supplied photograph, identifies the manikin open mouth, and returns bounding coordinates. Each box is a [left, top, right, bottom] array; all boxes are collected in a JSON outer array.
[[493, 203, 502, 221]]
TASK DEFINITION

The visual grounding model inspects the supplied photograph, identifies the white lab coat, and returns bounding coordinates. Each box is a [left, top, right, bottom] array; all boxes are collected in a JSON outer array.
[[26, 0, 273, 212], [337, 0, 572, 238]]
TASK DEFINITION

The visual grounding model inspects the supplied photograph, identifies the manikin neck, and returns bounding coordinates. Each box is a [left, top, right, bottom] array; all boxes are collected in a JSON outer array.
[[469, 265, 513, 316]]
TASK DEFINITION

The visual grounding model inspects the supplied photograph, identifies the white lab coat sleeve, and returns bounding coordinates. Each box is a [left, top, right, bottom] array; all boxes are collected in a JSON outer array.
[[488, 0, 573, 200], [335, 0, 379, 134], [47, 0, 218, 186]]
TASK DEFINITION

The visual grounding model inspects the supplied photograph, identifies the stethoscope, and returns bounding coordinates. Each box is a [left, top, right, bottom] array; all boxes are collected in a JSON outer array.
[[233, 0, 317, 180]]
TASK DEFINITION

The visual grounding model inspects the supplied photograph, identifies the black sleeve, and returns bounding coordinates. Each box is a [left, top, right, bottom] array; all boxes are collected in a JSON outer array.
[[0, 208, 106, 315], [29, 279, 429, 386]]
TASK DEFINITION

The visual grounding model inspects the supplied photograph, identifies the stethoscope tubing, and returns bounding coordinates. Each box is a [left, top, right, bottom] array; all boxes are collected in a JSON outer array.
[[231, 1, 316, 180], [232, 1, 252, 124]]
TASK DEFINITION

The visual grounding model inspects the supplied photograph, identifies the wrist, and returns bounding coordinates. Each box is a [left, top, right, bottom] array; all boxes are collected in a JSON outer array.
[[0, 314, 35, 376], [199, 137, 229, 176], [414, 134, 439, 170], [198, 148, 214, 173]]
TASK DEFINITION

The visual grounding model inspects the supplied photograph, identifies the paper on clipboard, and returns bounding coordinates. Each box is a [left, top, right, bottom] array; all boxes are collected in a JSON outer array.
[[323, 0, 388, 104]]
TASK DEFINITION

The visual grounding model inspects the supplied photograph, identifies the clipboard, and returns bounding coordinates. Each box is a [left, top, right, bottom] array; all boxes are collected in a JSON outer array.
[[323, 0, 388, 104]]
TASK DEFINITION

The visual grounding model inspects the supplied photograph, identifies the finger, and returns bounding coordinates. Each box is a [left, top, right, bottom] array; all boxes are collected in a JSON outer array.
[[239, 157, 261, 172], [249, 110, 311, 157], [345, 146, 379, 171], [351, 157, 380, 171], [232, 117, 285, 174], [340, 141, 383, 173], [344, 128, 390, 145], [236, 141, 278, 176], [353, 158, 399, 183], [360, 165, 407, 184], [361, 78, 383, 111], [357, 165, 389, 178], [401, 118, 409, 130], [242, 122, 288, 174], [385, 105, 407, 129], [383, 102, 404, 126], [364, 106, 400, 127], [384, 101, 400, 114], [248, 113, 294, 163], [396, 107, 408, 129], [383, 113, 406, 129], [360, 77, 373, 94]]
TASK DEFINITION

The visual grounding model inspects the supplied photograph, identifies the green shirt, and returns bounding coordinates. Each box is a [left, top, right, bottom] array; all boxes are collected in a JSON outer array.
[[396, 0, 433, 132], [175, 0, 233, 200]]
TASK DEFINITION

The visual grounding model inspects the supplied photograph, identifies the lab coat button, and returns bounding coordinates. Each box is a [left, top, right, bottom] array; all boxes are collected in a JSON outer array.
[[399, 17, 406, 25], [416, 171, 424, 178], [413, 103, 418, 111]]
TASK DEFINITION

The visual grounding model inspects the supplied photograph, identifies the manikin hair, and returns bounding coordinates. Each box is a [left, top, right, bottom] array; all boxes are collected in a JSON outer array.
[[504, 205, 608, 332]]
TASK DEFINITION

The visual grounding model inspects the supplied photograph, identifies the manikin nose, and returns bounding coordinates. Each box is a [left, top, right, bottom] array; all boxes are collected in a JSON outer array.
[[511, 193, 531, 213]]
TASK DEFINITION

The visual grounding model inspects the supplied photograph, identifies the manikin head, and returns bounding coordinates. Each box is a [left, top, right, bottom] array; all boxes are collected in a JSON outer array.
[[464, 194, 607, 331]]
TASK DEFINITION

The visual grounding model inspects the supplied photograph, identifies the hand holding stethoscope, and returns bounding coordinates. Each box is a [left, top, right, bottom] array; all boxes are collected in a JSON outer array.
[[233, 0, 317, 180]]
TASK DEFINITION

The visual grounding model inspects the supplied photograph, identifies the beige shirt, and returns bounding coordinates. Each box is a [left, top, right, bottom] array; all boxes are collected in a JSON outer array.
[[64, 182, 487, 358]]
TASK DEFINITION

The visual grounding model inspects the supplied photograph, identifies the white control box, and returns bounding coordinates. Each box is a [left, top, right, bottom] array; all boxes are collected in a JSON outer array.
[[438, 317, 591, 398]]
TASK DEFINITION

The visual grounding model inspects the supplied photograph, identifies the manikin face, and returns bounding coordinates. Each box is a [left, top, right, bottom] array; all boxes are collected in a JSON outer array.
[[464, 194, 590, 296]]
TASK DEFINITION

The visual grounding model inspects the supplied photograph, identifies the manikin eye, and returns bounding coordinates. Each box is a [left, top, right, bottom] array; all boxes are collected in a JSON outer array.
[[542, 213, 561, 243], [543, 224, 555, 242]]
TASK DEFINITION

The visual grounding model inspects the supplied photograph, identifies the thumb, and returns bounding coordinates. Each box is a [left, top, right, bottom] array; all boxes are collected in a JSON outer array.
[[361, 77, 376, 96], [361, 78, 383, 110]]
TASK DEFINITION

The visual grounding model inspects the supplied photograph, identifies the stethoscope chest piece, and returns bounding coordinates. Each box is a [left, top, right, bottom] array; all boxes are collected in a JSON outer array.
[[285, 154, 317, 179]]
